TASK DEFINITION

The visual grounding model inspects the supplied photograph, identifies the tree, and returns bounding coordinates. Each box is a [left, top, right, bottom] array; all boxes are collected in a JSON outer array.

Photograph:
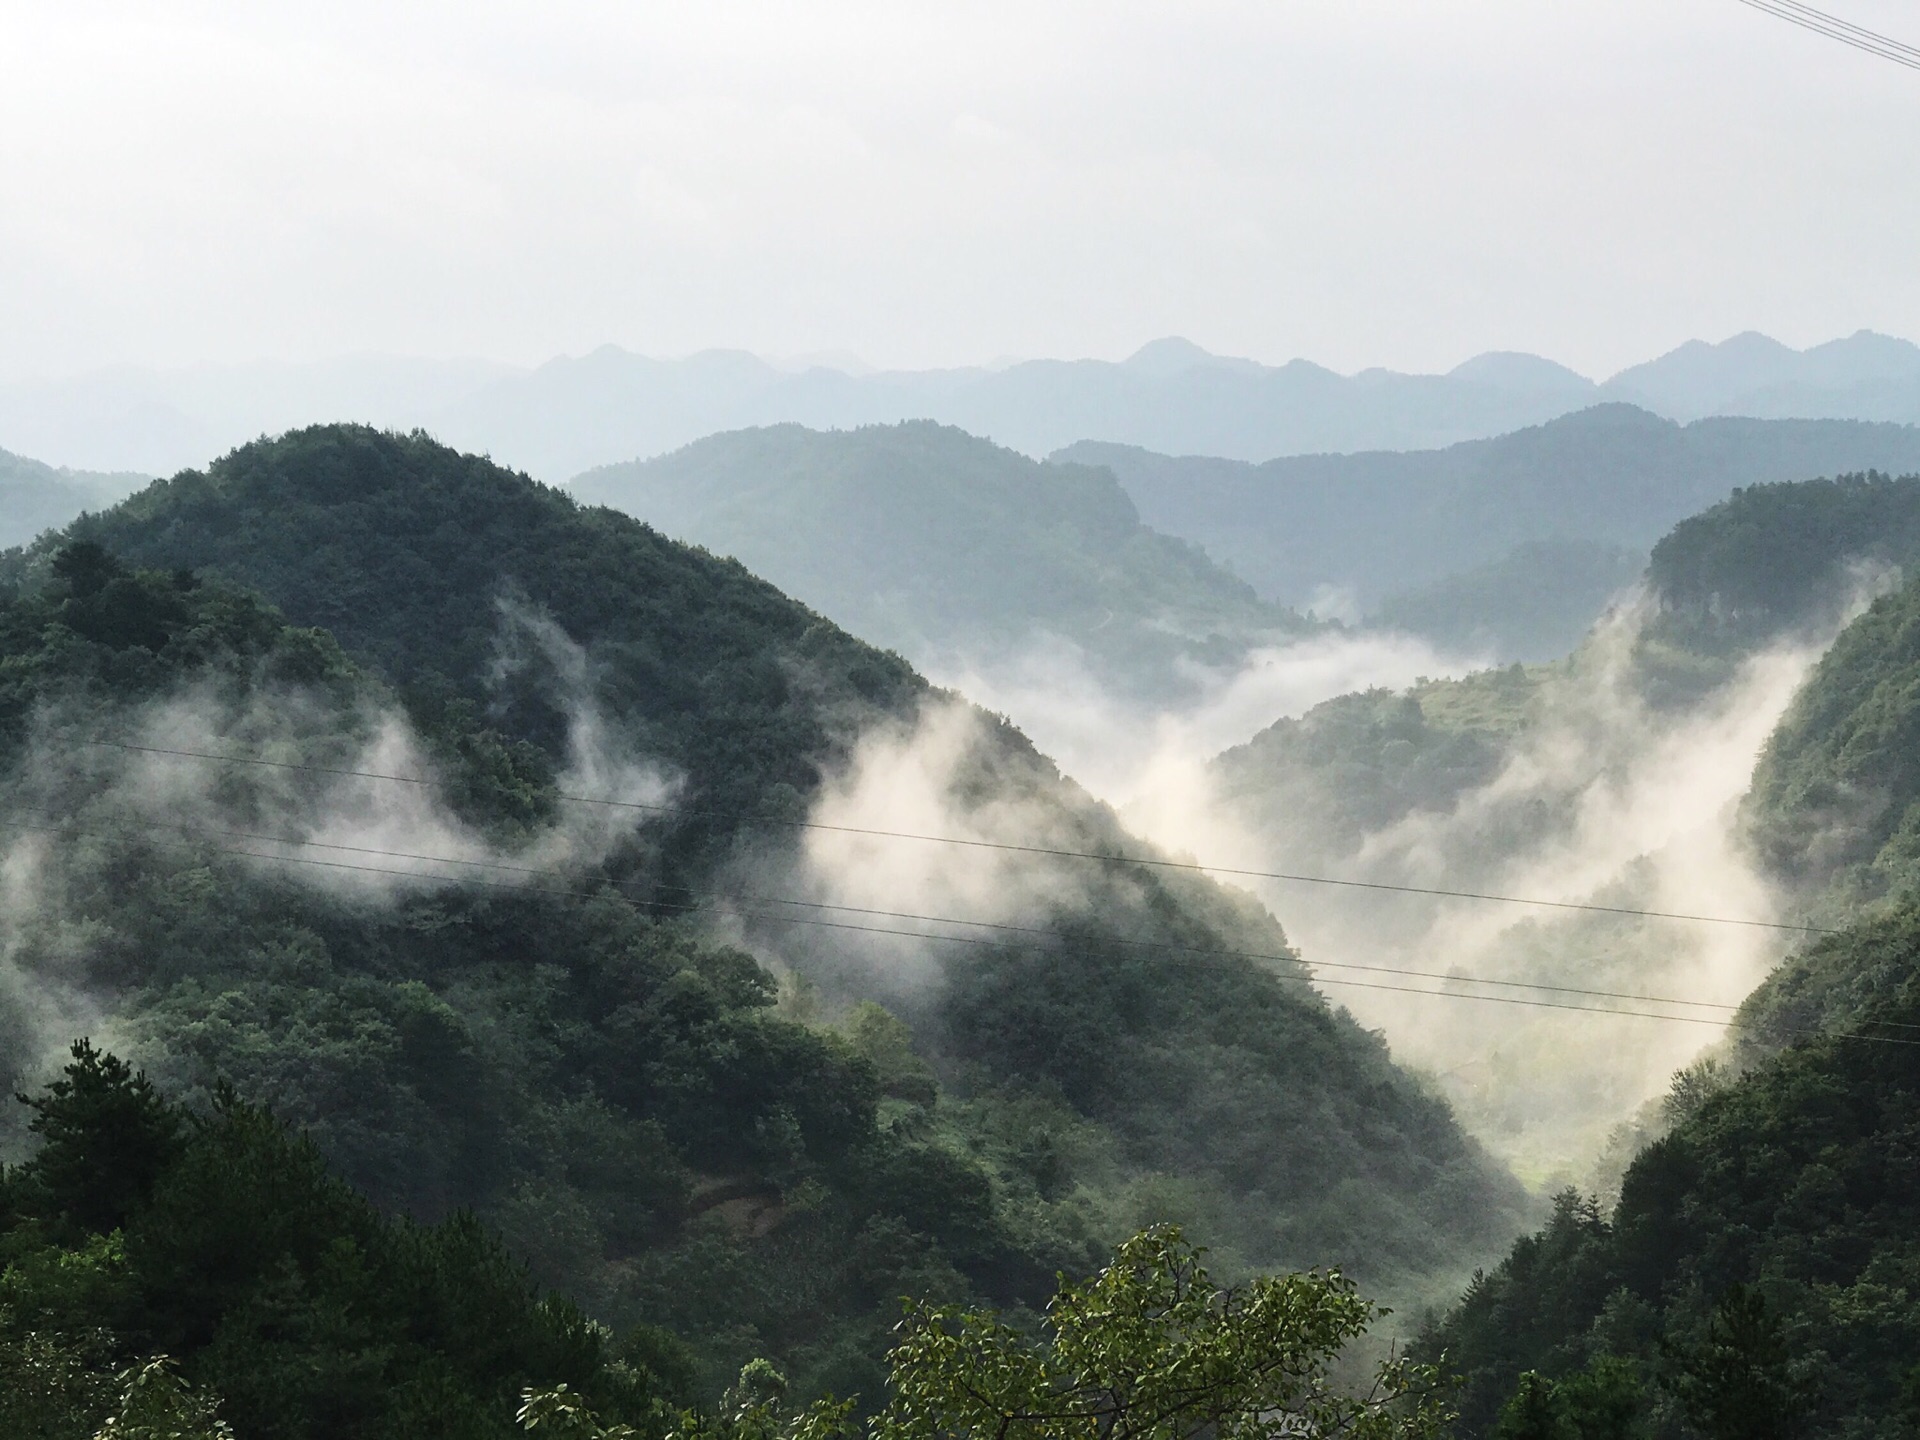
[[875, 1225, 1447, 1440], [16, 1041, 182, 1236], [523, 1226, 1451, 1440], [1662, 1286, 1806, 1440], [90, 1358, 232, 1440]]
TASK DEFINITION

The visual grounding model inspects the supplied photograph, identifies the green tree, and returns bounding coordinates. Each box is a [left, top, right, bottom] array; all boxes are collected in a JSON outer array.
[[1663, 1287, 1806, 1440], [16, 1041, 182, 1236], [525, 1227, 1451, 1440], [1491, 1361, 1644, 1440], [90, 1358, 232, 1440]]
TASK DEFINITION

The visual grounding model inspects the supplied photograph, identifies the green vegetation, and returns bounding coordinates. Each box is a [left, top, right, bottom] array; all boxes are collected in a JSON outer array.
[[1648, 473, 1920, 657], [571, 422, 1311, 702], [521, 1226, 1451, 1440], [1419, 906, 1920, 1437], [1741, 552, 1920, 920], [1211, 675, 1540, 864], [1409, 476, 1920, 1434], [0, 426, 1526, 1407], [2, 1042, 667, 1439]]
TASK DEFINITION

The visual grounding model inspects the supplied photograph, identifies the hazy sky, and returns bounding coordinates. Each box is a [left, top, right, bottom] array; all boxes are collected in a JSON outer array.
[[4, 0, 1918, 380]]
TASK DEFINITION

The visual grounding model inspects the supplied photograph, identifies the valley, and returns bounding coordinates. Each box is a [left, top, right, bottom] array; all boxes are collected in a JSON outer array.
[[4, 400, 1920, 1438]]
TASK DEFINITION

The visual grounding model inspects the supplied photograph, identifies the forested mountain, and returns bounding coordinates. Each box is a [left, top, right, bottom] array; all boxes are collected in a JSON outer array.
[[1061, 408, 1920, 660], [0, 446, 146, 549], [1421, 907, 1920, 1438], [1197, 472, 1920, 1193], [570, 422, 1311, 701], [0, 426, 1525, 1428], [1405, 475, 1920, 1436]]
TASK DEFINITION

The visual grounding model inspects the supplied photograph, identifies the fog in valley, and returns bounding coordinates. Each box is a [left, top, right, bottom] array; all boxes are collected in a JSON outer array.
[[853, 596, 1827, 1188], [12, 4, 1920, 1432]]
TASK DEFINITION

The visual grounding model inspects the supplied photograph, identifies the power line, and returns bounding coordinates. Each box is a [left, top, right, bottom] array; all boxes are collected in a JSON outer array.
[[17, 810, 1917, 1047], [25, 808, 1762, 1013], [1731, 0, 1920, 69], [85, 740, 1836, 936]]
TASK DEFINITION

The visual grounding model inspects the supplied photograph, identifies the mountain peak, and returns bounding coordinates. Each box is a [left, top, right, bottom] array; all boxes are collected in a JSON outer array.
[[1448, 351, 1594, 396], [1122, 337, 1246, 377]]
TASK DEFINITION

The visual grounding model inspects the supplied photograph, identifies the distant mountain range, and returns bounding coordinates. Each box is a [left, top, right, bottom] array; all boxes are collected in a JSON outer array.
[[10, 330, 1920, 479], [1061, 406, 1920, 658], [0, 447, 148, 549]]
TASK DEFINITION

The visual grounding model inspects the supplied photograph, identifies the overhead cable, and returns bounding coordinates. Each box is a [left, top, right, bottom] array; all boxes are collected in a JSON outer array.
[[85, 740, 1837, 935], [15, 810, 1915, 1047], [1730, 0, 1920, 69]]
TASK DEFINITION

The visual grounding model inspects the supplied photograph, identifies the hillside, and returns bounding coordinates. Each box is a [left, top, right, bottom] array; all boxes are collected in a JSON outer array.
[[1402, 480, 1920, 1437], [1193, 473, 1920, 1187], [1419, 906, 1920, 1438], [0, 426, 1525, 1369], [0, 446, 146, 549], [570, 422, 1311, 701], [1061, 408, 1920, 658]]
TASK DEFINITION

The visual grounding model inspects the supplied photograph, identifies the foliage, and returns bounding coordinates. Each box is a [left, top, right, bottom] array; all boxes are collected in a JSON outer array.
[[0, 426, 1525, 1313], [526, 1228, 1448, 1440], [1744, 561, 1920, 913], [1648, 472, 1920, 656], [870, 1225, 1450, 1440], [1, 1045, 666, 1439], [91, 1358, 233, 1440], [1419, 907, 1920, 1437]]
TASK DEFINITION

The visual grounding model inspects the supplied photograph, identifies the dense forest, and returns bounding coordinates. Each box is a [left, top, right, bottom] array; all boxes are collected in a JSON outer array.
[[0, 426, 1528, 1434], [1410, 473, 1920, 1436], [18, 428, 1920, 1437]]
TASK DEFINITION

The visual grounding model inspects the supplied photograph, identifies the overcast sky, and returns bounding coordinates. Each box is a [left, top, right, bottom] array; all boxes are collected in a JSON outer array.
[[3, 0, 1917, 380]]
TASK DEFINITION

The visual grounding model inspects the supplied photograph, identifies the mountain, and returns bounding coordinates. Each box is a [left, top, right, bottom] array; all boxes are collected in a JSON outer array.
[[1407, 481, 1920, 1437], [1603, 329, 1920, 421], [1420, 907, 1920, 1437], [569, 422, 1312, 702], [16, 333, 1920, 482], [0, 445, 147, 549], [1371, 539, 1644, 662], [1061, 407, 1920, 656], [0, 426, 1526, 1377]]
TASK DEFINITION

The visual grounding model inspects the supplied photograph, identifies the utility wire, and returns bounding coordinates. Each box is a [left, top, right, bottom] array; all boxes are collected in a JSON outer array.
[[18, 808, 1764, 1014], [16, 810, 1918, 1047], [85, 740, 1837, 936], [1731, 0, 1920, 69]]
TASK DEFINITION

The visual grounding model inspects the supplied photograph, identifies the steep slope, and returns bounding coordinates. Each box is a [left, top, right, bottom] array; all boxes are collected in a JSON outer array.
[[0, 446, 147, 549], [1194, 473, 1920, 1186], [0, 545, 1057, 1403], [1421, 907, 1920, 1438], [570, 422, 1311, 701], [9, 426, 1524, 1319], [1061, 409, 1920, 648], [1743, 562, 1920, 924], [1413, 480, 1920, 1437]]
